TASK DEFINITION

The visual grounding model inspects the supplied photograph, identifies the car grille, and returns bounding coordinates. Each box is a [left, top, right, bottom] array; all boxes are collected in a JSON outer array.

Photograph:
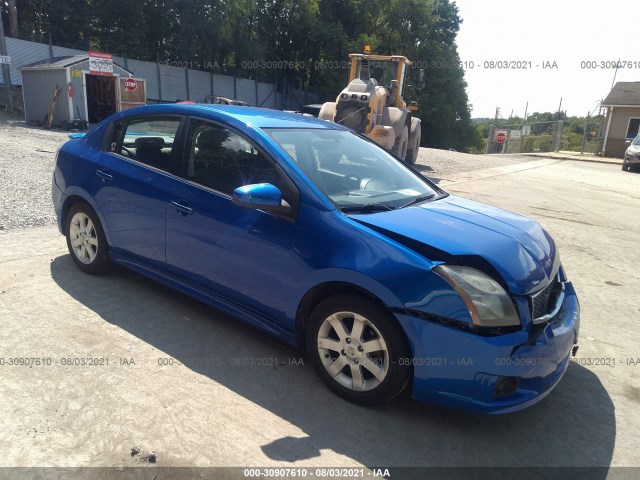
[[531, 273, 564, 323]]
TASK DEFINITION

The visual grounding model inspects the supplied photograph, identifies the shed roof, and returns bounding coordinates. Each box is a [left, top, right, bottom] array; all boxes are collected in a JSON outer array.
[[20, 55, 132, 74], [602, 82, 640, 107]]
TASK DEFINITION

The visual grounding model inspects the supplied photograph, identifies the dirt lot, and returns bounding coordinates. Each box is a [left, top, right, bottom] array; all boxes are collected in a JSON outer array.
[[0, 116, 639, 479]]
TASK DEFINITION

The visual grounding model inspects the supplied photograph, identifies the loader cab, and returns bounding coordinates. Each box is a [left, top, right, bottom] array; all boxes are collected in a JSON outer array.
[[349, 54, 411, 108]]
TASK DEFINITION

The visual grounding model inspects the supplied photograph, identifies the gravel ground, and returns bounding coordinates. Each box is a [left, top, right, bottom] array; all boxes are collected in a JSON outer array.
[[0, 112, 537, 231], [413, 146, 538, 184], [0, 112, 69, 231]]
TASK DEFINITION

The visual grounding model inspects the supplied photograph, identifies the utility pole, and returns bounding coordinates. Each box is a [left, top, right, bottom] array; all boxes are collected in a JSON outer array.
[[519, 101, 528, 154], [0, 6, 14, 113], [557, 97, 563, 120], [611, 59, 621, 90]]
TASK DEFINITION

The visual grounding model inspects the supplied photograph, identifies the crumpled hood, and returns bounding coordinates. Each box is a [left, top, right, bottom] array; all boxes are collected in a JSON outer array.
[[351, 195, 559, 295]]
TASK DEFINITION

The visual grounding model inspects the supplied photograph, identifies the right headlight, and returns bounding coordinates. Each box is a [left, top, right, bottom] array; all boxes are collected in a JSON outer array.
[[433, 265, 521, 327]]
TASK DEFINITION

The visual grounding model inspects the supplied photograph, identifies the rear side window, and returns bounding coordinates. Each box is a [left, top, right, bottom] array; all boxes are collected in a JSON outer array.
[[108, 116, 181, 173]]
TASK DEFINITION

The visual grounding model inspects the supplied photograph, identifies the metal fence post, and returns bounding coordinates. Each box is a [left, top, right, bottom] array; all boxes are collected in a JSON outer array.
[[0, 7, 14, 112], [486, 124, 495, 154], [553, 120, 564, 152], [156, 51, 163, 101], [185, 68, 190, 100], [255, 77, 258, 107]]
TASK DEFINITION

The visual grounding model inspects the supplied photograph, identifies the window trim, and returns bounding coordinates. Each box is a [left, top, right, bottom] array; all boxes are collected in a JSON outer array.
[[104, 114, 186, 176], [177, 115, 301, 221], [625, 117, 640, 139]]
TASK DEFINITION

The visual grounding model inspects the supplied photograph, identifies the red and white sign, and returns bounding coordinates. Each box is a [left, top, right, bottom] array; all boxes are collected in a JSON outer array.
[[88, 51, 113, 76], [495, 132, 507, 144], [125, 78, 138, 91]]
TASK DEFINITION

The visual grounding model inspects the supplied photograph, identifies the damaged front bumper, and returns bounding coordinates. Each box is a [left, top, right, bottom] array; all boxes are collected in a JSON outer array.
[[396, 281, 580, 414]]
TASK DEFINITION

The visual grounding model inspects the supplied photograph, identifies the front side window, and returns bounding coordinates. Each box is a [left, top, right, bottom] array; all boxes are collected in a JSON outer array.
[[267, 128, 440, 212], [108, 116, 181, 172], [182, 119, 281, 196]]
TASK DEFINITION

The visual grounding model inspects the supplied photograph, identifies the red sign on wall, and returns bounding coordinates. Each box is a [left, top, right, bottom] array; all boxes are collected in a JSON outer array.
[[125, 78, 138, 91], [88, 51, 113, 76]]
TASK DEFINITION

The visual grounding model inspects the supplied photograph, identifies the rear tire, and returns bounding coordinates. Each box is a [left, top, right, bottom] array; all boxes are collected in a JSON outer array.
[[306, 294, 412, 406], [65, 202, 110, 275]]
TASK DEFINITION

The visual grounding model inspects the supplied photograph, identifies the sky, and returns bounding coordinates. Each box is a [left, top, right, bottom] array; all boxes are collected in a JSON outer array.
[[452, 0, 637, 119]]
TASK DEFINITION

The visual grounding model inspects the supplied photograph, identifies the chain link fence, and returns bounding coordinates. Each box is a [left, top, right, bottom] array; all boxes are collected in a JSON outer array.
[[486, 121, 563, 154]]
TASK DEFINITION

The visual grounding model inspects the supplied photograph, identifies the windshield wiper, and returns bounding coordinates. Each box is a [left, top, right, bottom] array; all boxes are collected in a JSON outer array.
[[339, 203, 395, 213], [399, 194, 436, 209]]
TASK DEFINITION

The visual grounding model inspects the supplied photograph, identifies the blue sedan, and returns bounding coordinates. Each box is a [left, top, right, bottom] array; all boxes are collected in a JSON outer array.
[[52, 104, 580, 413]]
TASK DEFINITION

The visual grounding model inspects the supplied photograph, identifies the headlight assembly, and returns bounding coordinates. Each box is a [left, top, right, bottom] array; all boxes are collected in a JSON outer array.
[[433, 265, 520, 327]]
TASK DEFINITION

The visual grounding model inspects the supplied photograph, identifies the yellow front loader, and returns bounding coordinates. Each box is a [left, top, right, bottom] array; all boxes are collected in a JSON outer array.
[[318, 54, 424, 164]]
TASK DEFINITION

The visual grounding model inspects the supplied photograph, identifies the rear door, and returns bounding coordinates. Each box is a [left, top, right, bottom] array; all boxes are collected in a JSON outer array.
[[92, 115, 183, 267]]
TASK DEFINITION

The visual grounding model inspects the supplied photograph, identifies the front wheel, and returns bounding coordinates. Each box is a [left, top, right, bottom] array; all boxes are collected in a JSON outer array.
[[65, 202, 110, 275], [306, 294, 412, 406], [406, 126, 421, 165], [394, 126, 409, 162]]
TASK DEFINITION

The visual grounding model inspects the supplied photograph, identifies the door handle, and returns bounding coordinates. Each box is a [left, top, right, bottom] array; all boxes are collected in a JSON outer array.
[[170, 200, 194, 215], [96, 169, 113, 181]]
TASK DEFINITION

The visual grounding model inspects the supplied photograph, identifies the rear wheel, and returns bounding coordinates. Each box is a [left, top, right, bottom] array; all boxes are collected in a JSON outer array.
[[306, 294, 412, 406], [65, 202, 110, 275]]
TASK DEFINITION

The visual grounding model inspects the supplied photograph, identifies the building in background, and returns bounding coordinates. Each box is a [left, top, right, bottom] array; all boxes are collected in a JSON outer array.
[[601, 82, 640, 158], [20, 54, 144, 126]]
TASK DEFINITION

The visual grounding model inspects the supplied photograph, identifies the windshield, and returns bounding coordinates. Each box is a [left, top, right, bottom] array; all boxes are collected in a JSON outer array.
[[266, 128, 441, 212], [633, 135, 640, 146], [358, 60, 397, 87]]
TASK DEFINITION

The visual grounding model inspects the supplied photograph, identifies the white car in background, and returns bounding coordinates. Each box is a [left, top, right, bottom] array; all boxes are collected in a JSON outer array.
[[623, 135, 640, 172]]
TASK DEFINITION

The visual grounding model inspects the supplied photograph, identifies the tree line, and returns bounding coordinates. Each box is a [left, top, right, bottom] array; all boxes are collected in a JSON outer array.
[[2, 0, 481, 151]]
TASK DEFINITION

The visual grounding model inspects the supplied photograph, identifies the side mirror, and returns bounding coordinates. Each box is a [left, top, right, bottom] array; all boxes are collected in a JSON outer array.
[[232, 183, 287, 212], [625, 140, 632, 146]]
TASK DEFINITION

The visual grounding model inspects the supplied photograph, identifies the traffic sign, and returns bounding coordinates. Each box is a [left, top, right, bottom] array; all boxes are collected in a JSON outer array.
[[125, 78, 138, 91], [496, 132, 507, 144], [0, 55, 11, 65]]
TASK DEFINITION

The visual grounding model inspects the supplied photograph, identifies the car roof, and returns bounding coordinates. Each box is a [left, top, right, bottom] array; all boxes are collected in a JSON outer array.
[[123, 104, 345, 130]]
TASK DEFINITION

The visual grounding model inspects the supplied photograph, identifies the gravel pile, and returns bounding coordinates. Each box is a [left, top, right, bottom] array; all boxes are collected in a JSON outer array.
[[0, 112, 538, 232]]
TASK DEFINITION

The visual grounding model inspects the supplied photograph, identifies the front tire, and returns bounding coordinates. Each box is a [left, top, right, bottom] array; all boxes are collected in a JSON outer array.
[[65, 202, 110, 275], [406, 120, 421, 165], [306, 294, 412, 406], [394, 126, 409, 162]]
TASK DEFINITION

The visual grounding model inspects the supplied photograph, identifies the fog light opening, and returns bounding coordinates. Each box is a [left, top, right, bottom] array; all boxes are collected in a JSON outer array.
[[495, 376, 519, 397]]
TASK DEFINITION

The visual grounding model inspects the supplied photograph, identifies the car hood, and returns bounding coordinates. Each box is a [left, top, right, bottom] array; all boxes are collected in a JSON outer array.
[[351, 195, 559, 295]]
